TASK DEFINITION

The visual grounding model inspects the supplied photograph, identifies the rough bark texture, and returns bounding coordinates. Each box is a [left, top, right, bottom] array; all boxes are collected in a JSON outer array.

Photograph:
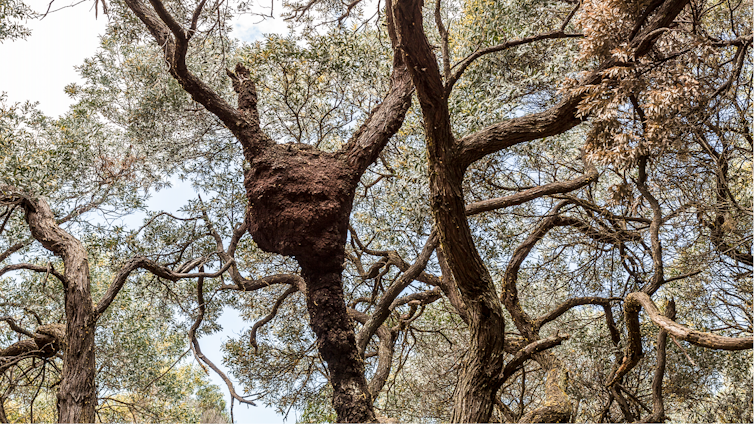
[[18, 195, 97, 423], [625, 293, 753, 351], [392, 0, 508, 420], [391, 0, 696, 420], [120, 0, 413, 419], [302, 262, 375, 422]]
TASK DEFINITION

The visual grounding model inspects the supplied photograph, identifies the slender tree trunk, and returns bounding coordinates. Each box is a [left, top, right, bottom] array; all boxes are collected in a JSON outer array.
[[23, 197, 97, 423]]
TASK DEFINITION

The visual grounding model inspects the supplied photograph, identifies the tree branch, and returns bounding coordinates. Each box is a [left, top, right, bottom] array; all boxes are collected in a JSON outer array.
[[533, 297, 621, 331], [249, 285, 298, 352], [341, 0, 414, 175], [356, 231, 438, 354], [465, 164, 598, 216], [501, 335, 569, 382], [447, 30, 582, 95], [96, 257, 233, 316], [189, 273, 256, 406], [627, 292, 753, 351]]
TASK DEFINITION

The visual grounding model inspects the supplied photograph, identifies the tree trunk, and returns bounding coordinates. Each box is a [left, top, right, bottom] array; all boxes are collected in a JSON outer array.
[[451, 302, 507, 422], [58, 281, 97, 423], [243, 146, 376, 422], [22, 197, 97, 423], [300, 257, 376, 423]]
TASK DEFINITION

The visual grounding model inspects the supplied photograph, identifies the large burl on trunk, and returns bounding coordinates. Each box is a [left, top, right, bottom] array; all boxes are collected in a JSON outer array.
[[121, 0, 413, 418], [245, 145, 375, 422], [245, 144, 357, 261]]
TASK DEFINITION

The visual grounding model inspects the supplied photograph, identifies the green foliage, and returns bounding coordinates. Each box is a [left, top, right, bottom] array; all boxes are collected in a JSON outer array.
[[0, 0, 32, 42]]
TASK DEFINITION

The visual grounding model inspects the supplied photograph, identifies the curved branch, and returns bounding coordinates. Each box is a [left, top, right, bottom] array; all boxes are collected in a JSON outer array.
[[501, 335, 569, 382], [341, 0, 414, 175], [447, 30, 582, 95], [503, 202, 638, 337], [189, 274, 256, 406], [610, 292, 752, 387], [121, 0, 265, 153], [96, 257, 233, 316], [0, 263, 66, 285], [249, 285, 298, 352], [349, 308, 395, 397], [219, 273, 306, 292], [641, 299, 675, 423], [466, 165, 598, 216], [390, 287, 442, 310], [628, 292, 753, 351], [456, 0, 692, 168], [0, 317, 33, 338], [533, 297, 621, 331], [636, 157, 665, 295], [0, 323, 65, 374]]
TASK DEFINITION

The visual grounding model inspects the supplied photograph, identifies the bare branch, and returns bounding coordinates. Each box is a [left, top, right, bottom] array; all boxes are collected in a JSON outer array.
[[0, 317, 33, 338], [641, 299, 675, 423], [0, 263, 66, 285], [466, 165, 598, 216], [533, 297, 622, 330], [249, 285, 298, 352], [349, 308, 395, 397], [219, 273, 305, 292], [340, 0, 414, 175], [636, 157, 665, 295], [96, 257, 233, 316], [356, 231, 438, 354], [628, 292, 753, 350], [189, 273, 256, 406], [447, 30, 582, 95]]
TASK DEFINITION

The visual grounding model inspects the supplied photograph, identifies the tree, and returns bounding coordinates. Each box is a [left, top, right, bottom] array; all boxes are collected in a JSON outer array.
[[0, 85, 231, 421], [1, 0, 752, 422]]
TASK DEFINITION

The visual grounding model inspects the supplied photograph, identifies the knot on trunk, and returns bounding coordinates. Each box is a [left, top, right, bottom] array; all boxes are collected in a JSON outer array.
[[0, 323, 66, 372]]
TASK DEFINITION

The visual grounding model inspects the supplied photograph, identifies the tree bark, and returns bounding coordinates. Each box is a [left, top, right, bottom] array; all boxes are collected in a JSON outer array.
[[15, 194, 97, 423], [300, 253, 376, 423]]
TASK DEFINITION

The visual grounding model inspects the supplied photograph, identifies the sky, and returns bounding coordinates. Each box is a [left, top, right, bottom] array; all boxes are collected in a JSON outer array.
[[0, 1, 294, 422]]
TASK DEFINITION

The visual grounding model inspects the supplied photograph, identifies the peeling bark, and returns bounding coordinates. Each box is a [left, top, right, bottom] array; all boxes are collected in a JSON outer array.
[[519, 362, 572, 423]]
